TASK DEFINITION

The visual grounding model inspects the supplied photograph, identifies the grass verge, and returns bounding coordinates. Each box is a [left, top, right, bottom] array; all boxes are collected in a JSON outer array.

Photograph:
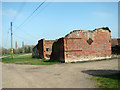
[[91, 73, 120, 88], [1, 53, 60, 65]]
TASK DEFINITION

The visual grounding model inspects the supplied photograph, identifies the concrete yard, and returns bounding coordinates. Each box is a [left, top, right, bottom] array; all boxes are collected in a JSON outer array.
[[2, 59, 118, 88]]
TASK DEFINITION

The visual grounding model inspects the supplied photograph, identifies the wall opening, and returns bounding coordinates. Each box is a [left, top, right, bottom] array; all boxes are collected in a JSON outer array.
[[46, 47, 51, 52], [87, 38, 93, 45]]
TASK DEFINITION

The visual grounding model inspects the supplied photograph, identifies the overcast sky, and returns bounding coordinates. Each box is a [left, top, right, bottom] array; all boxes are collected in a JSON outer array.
[[2, 1, 118, 48]]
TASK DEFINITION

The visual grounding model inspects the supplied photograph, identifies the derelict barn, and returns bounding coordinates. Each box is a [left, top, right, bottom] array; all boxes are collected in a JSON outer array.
[[111, 38, 120, 54], [50, 28, 111, 62], [32, 39, 55, 58], [32, 28, 111, 62]]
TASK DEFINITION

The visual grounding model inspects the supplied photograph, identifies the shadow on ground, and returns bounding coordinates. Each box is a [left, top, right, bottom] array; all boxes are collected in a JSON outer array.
[[82, 70, 119, 76], [82, 70, 120, 80], [44, 60, 64, 63]]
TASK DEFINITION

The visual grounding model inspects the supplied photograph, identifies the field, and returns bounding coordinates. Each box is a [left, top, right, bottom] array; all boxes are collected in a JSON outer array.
[[1, 53, 60, 65], [1, 53, 119, 88], [92, 73, 120, 88]]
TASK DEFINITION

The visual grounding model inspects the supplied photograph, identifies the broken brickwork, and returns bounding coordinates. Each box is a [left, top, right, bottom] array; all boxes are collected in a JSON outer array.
[[45, 40, 55, 57], [32, 39, 55, 58], [32, 45, 39, 58], [111, 38, 120, 46], [50, 38, 65, 62], [50, 28, 111, 62], [111, 38, 120, 54]]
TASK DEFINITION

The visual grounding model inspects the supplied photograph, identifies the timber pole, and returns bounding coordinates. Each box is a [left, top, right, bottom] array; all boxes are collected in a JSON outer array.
[[11, 22, 13, 58]]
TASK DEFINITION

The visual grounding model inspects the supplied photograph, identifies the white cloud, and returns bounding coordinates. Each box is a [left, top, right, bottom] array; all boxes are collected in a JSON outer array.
[[92, 12, 113, 17], [2, 9, 24, 18]]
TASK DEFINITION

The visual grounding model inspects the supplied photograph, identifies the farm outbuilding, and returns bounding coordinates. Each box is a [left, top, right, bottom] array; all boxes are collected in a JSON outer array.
[[32, 39, 55, 58], [32, 28, 111, 63], [50, 28, 111, 62], [111, 38, 120, 54]]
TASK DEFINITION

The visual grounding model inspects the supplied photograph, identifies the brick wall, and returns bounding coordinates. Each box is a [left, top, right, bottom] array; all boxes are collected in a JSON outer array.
[[32, 39, 55, 58], [111, 38, 120, 54], [50, 38, 65, 62], [37, 39, 46, 58], [111, 39, 120, 46], [32, 45, 39, 58], [45, 40, 55, 57], [50, 28, 111, 62], [64, 29, 111, 62]]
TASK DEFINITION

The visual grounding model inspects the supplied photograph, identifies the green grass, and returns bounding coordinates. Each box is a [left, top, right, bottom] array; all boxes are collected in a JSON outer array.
[[1, 54, 11, 56], [92, 73, 120, 88], [1, 53, 60, 65], [2, 53, 30, 57]]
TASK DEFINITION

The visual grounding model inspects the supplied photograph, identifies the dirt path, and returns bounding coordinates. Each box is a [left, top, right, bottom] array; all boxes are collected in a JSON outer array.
[[2, 59, 118, 88], [0, 56, 8, 59], [13, 53, 32, 58]]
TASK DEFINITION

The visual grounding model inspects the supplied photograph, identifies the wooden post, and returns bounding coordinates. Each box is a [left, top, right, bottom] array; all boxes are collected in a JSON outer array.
[[11, 22, 13, 58]]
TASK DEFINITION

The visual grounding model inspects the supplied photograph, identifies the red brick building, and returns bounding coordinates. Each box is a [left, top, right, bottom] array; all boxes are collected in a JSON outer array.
[[50, 28, 111, 62], [111, 38, 120, 46], [32, 39, 55, 58], [111, 38, 120, 54]]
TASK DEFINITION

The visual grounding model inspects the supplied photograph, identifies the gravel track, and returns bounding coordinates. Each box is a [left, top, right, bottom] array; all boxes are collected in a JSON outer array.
[[2, 59, 118, 88]]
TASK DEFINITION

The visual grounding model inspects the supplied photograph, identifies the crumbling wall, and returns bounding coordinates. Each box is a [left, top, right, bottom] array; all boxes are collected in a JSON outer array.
[[50, 28, 111, 63], [50, 38, 65, 62], [37, 39, 46, 59], [32, 45, 39, 58], [111, 38, 120, 54], [45, 40, 55, 57], [64, 28, 111, 62], [111, 39, 120, 46], [32, 39, 55, 58], [33, 28, 111, 62]]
